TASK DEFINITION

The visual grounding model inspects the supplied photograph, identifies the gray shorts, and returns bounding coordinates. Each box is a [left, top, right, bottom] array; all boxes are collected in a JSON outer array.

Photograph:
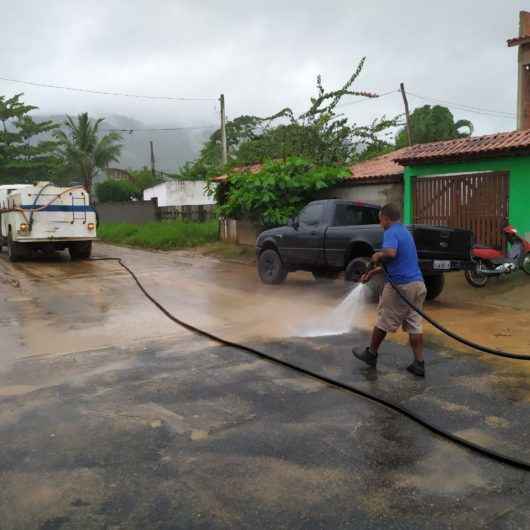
[[375, 281, 427, 335]]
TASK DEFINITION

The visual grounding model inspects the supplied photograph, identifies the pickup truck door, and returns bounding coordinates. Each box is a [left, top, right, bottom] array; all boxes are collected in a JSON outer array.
[[282, 202, 326, 267]]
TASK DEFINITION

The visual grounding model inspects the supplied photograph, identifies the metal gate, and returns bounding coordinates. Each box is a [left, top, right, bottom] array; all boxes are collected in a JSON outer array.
[[413, 172, 509, 249]]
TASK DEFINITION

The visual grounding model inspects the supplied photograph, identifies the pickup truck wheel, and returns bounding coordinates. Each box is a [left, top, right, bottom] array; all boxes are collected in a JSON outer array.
[[69, 241, 92, 260], [424, 274, 445, 300], [312, 271, 340, 281], [345, 257, 371, 283], [258, 249, 288, 284], [345, 256, 382, 302]]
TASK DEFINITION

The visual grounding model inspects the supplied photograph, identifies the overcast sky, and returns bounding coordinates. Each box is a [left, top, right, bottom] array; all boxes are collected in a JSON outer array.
[[1, 0, 528, 139]]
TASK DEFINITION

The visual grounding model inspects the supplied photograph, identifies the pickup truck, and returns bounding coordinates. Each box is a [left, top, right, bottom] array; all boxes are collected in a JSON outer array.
[[255, 199, 474, 301]]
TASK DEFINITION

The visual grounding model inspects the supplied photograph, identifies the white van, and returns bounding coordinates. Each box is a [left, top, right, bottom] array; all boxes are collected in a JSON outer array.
[[0, 182, 97, 261]]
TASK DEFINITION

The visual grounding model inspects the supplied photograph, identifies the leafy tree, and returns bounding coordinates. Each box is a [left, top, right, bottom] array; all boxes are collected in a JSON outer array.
[[0, 93, 61, 184], [218, 157, 348, 226], [395, 105, 473, 148], [184, 59, 399, 178], [128, 166, 164, 193], [95, 180, 138, 202], [54, 113, 123, 192]]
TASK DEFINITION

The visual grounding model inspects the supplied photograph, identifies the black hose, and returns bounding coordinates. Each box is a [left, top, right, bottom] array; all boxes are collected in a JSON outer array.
[[381, 266, 530, 360], [91, 257, 530, 472]]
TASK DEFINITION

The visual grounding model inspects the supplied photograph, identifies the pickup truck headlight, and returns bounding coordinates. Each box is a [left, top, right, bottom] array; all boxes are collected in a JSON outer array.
[[87, 223, 95, 230], [19, 223, 29, 233]]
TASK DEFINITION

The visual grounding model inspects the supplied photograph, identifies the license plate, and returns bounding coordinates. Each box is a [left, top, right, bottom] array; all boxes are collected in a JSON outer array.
[[433, 260, 451, 270]]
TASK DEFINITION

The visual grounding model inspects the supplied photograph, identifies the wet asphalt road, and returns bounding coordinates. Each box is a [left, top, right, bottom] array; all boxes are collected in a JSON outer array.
[[1, 243, 530, 529]]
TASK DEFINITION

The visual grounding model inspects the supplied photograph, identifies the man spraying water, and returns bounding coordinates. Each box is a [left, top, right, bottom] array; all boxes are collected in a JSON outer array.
[[352, 204, 427, 377]]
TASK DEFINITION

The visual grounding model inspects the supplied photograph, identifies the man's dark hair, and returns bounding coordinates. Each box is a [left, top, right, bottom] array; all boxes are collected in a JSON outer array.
[[380, 203, 401, 221]]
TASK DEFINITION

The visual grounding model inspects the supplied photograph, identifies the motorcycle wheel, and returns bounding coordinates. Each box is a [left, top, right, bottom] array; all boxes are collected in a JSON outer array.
[[465, 266, 489, 288], [522, 253, 530, 276]]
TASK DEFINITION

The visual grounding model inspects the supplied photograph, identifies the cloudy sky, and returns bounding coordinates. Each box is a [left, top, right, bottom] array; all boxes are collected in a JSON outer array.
[[1, 0, 527, 140]]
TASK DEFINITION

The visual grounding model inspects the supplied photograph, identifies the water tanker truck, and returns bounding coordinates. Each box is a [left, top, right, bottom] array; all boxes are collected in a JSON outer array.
[[0, 182, 97, 261]]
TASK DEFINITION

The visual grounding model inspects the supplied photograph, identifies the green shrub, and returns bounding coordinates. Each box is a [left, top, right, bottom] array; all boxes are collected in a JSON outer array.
[[98, 220, 218, 250], [218, 157, 348, 226], [96, 180, 139, 202]]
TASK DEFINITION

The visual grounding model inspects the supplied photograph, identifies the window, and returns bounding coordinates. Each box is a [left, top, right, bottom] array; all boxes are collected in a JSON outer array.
[[361, 207, 380, 225], [299, 203, 324, 228], [333, 204, 380, 226]]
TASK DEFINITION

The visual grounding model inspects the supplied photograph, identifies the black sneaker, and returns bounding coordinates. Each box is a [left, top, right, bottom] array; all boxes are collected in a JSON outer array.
[[406, 360, 425, 378], [352, 347, 378, 368]]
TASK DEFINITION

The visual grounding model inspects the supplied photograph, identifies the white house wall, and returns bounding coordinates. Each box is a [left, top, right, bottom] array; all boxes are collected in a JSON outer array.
[[318, 182, 403, 209], [143, 180, 216, 207]]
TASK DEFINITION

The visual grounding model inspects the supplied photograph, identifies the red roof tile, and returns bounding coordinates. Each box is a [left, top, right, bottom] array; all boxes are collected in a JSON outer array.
[[507, 34, 530, 47], [395, 129, 530, 165], [212, 163, 262, 182], [346, 149, 406, 183], [213, 154, 406, 184]]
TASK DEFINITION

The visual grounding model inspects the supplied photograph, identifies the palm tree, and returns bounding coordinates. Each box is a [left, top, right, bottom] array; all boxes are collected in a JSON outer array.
[[54, 113, 123, 192]]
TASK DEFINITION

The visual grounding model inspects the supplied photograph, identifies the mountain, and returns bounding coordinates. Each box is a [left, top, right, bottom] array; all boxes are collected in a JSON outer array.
[[33, 114, 215, 173]]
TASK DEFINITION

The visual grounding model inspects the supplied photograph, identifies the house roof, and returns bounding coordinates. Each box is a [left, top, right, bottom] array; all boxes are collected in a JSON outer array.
[[212, 163, 262, 183], [395, 129, 530, 165], [345, 149, 406, 183], [212, 153, 406, 185], [507, 34, 530, 47]]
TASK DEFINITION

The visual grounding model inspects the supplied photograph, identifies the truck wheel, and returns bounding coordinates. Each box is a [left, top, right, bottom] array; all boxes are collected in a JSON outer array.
[[312, 271, 340, 281], [7, 232, 29, 262], [424, 274, 445, 300], [345, 257, 382, 302], [69, 241, 92, 260], [345, 257, 371, 283], [258, 249, 288, 284]]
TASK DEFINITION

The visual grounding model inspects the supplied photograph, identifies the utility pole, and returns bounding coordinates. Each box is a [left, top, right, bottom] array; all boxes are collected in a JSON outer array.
[[149, 140, 156, 177], [219, 93, 227, 165], [507, 11, 530, 130], [400, 82, 413, 146]]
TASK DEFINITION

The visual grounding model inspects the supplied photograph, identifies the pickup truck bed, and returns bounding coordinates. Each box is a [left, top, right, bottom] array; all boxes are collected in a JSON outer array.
[[256, 199, 474, 301]]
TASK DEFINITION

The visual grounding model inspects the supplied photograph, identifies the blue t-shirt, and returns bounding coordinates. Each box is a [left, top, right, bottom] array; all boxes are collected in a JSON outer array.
[[382, 223, 423, 285]]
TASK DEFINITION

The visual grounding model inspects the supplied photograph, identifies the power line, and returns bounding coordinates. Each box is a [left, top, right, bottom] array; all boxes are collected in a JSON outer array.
[[406, 91, 516, 119], [0, 75, 218, 101], [101, 125, 216, 133]]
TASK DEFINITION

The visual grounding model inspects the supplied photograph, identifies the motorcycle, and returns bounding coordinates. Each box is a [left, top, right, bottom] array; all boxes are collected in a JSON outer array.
[[465, 225, 530, 287]]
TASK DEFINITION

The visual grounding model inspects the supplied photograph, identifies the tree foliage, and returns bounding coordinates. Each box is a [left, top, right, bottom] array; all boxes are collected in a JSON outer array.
[[181, 58, 399, 179], [54, 113, 123, 192], [0, 93, 61, 184], [218, 157, 348, 226], [395, 105, 473, 148], [95, 180, 138, 202], [128, 166, 164, 192]]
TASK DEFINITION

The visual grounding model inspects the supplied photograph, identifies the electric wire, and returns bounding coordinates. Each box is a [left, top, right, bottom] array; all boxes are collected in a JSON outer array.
[[100, 125, 216, 133], [0, 75, 217, 101], [90, 256, 530, 472], [406, 91, 516, 119]]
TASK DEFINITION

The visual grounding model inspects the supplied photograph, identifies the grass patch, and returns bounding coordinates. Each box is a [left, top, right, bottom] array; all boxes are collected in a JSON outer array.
[[98, 220, 219, 250]]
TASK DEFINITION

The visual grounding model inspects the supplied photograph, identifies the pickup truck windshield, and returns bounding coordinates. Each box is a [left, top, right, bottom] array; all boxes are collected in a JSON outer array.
[[333, 203, 379, 226]]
